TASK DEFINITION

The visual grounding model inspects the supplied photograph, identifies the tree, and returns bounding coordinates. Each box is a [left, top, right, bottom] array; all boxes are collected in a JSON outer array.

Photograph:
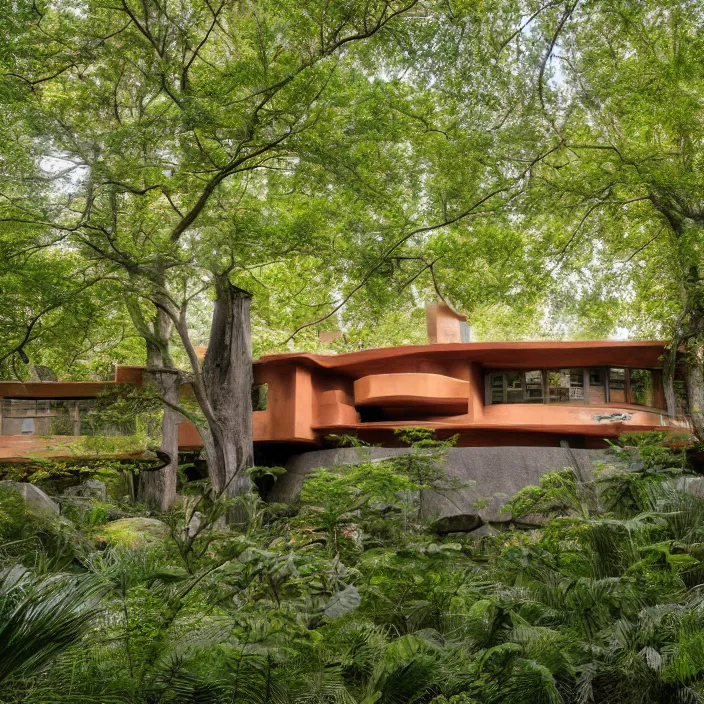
[[0, 0, 430, 511], [523, 0, 704, 433], [2, 0, 558, 514]]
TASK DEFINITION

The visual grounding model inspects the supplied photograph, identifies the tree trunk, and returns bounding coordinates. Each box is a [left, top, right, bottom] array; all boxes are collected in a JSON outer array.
[[126, 297, 180, 511], [140, 368, 181, 511], [686, 350, 704, 440], [201, 278, 253, 505], [663, 343, 679, 417]]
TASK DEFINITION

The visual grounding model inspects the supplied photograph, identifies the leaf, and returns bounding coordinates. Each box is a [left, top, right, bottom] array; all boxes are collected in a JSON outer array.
[[148, 567, 190, 584], [360, 694, 382, 704], [323, 583, 361, 620]]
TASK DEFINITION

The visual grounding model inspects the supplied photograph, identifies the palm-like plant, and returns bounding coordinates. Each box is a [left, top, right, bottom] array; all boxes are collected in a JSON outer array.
[[0, 565, 104, 685]]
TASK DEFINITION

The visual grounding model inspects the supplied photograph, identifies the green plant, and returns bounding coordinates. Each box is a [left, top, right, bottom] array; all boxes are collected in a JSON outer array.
[[0, 486, 27, 543], [0, 566, 104, 686]]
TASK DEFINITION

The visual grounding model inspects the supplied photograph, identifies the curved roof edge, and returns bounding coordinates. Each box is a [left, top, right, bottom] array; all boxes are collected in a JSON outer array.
[[255, 340, 668, 373]]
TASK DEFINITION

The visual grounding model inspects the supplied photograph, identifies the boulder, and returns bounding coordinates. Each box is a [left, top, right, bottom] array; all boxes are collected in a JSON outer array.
[[511, 513, 549, 528], [0, 481, 59, 517], [64, 479, 107, 501], [667, 476, 704, 498], [187, 511, 203, 538], [467, 524, 503, 539], [429, 512, 483, 535], [93, 517, 170, 548], [269, 446, 607, 530]]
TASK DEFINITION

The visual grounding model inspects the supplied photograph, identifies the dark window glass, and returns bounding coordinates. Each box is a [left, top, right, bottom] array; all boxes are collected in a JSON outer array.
[[524, 371, 544, 403], [505, 372, 523, 403], [252, 383, 268, 411], [490, 374, 504, 404], [590, 369, 605, 385]]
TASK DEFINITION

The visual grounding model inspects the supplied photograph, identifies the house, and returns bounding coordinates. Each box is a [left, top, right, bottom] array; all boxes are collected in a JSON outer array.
[[0, 305, 691, 463]]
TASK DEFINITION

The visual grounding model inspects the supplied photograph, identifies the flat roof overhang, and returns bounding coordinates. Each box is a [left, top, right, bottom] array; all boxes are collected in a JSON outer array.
[[0, 381, 118, 399]]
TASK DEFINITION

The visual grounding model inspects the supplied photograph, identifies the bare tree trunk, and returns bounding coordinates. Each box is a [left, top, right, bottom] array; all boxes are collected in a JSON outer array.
[[140, 368, 181, 511], [663, 343, 679, 417], [200, 277, 253, 504], [159, 275, 254, 523], [126, 298, 180, 511], [686, 350, 704, 440]]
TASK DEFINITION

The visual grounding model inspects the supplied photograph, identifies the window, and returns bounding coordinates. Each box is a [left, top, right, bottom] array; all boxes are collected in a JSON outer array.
[[485, 367, 665, 409], [630, 369, 654, 407], [490, 373, 504, 404], [487, 371, 543, 404], [523, 371, 544, 403], [609, 368, 626, 403], [252, 383, 268, 411], [590, 369, 604, 386], [588, 368, 606, 404], [548, 368, 584, 404], [1, 400, 57, 436], [1, 399, 136, 437], [506, 372, 523, 403]]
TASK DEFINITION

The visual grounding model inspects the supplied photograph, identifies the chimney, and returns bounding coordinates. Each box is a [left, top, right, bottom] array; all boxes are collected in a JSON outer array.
[[426, 303, 470, 344]]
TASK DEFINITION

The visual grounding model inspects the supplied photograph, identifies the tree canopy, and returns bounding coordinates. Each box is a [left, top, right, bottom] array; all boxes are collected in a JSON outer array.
[[2, 0, 704, 494]]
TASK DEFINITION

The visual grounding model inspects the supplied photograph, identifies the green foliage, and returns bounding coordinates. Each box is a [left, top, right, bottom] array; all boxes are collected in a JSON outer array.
[[5, 0, 704, 700], [247, 465, 287, 483], [5, 438, 704, 703], [504, 469, 593, 520], [0, 566, 104, 685], [0, 486, 27, 543], [325, 434, 371, 448]]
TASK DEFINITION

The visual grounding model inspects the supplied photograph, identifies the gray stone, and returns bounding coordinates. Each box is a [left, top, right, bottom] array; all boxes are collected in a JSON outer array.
[[65, 479, 107, 501], [0, 481, 60, 517], [268, 447, 413, 503], [429, 512, 483, 534], [512, 513, 549, 528], [187, 510, 203, 538], [467, 524, 503, 539], [268, 446, 608, 528], [666, 476, 704, 498]]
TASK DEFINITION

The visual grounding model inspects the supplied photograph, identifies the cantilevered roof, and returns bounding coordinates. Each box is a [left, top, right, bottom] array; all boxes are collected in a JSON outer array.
[[256, 341, 667, 377]]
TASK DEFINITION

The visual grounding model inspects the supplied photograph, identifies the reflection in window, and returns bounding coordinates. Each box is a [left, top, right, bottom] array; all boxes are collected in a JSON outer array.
[[485, 367, 666, 410], [524, 371, 544, 403], [252, 383, 268, 411], [490, 374, 503, 404], [506, 372, 523, 403], [548, 369, 584, 404], [609, 368, 626, 403], [630, 369, 654, 407], [1, 399, 136, 437], [489, 371, 543, 404]]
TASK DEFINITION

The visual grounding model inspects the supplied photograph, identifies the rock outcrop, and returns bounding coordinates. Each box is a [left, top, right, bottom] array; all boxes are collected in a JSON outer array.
[[268, 446, 608, 533], [0, 481, 60, 517]]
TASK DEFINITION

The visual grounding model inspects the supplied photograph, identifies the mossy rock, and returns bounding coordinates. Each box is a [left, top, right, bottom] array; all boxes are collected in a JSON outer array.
[[92, 517, 170, 548]]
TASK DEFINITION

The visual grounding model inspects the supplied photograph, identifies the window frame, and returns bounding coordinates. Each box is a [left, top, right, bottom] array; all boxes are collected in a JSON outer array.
[[1, 397, 137, 437], [485, 366, 664, 410]]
